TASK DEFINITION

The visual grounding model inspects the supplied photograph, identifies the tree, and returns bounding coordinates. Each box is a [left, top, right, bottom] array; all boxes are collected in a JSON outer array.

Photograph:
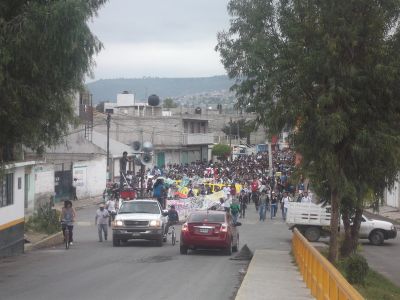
[[222, 119, 255, 144], [212, 144, 231, 160], [217, 0, 400, 262], [163, 98, 179, 109], [0, 0, 107, 160]]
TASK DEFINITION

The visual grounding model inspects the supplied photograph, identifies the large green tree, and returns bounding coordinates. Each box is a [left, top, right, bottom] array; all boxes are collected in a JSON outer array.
[[212, 144, 231, 161], [217, 0, 400, 262], [163, 98, 179, 109], [0, 0, 107, 160], [222, 119, 255, 144]]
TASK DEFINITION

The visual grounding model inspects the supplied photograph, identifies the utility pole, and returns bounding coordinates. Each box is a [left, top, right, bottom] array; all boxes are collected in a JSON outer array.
[[268, 138, 273, 195], [140, 129, 145, 198], [106, 113, 111, 182], [229, 117, 232, 161], [237, 121, 240, 144]]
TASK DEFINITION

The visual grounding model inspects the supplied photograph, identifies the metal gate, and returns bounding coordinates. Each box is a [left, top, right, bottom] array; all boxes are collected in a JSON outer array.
[[157, 152, 165, 168], [54, 170, 72, 203]]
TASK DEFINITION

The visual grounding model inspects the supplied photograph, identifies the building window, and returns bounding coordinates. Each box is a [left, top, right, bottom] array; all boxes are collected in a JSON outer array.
[[0, 173, 14, 207]]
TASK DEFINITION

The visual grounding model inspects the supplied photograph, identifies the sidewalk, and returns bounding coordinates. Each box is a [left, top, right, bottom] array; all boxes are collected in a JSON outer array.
[[54, 196, 103, 211], [364, 205, 400, 227], [236, 249, 313, 300], [235, 204, 314, 300]]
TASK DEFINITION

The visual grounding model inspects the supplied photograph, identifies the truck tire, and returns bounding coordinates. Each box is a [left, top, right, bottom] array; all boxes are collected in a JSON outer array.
[[113, 236, 120, 247], [369, 230, 384, 246], [156, 235, 163, 247], [304, 227, 321, 242]]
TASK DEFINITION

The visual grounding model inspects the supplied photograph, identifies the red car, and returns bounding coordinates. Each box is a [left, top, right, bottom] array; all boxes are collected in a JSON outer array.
[[180, 211, 240, 255]]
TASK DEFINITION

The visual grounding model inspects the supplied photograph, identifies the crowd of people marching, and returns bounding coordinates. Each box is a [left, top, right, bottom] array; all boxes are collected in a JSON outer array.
[[64, 147, 312, 244], [113, 148, 313, 222]]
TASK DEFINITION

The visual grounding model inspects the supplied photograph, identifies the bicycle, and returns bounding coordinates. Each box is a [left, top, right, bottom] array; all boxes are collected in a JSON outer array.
[[61, 221, 70, 249], [169, 225, 176, 246]]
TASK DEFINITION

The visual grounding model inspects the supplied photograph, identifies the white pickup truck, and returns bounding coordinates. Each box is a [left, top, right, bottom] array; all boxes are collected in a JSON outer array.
[[286, 202, 397, 245]]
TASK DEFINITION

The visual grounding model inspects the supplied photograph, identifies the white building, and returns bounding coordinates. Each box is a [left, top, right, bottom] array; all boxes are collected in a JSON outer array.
[[0, 161, 36, 257], [117, 91, 134, 106], [104, 102, 118, 114]]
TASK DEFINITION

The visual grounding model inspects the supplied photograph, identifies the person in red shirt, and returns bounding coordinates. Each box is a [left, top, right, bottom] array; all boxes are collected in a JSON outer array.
[[251, 178, 259, 193], [251, 178, 260, 210]]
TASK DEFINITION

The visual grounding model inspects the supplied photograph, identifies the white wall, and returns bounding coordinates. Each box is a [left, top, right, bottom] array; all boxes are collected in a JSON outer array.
[[117, 93, 134, 106], [0, 167, 25, 226], [73, 157, 107, 199], [104, 102, 117, 113], [385, 180, 400, 208], [32, 164, 55, 211]]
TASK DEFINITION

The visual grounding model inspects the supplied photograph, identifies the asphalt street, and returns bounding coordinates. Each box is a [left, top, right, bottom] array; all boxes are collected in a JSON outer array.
[[0, 203, 293, 300], [1, 204, 398, 299], [360, 215, 400, 286]]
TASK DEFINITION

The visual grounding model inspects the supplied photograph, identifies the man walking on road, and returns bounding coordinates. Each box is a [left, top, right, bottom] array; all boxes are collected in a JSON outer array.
[[281, 191, 291, 220], [270, 191, 278, 219], [259, 190, 268, 221], [95, 204, 109, 242]]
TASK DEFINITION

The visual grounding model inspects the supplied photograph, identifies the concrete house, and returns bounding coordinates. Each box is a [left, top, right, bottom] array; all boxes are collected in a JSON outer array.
[[0, 161, 36, 257], [94, 111, 214, 167]]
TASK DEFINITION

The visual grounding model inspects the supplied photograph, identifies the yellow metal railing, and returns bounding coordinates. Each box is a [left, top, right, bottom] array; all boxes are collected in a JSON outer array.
[[292, 228, 364, 300]]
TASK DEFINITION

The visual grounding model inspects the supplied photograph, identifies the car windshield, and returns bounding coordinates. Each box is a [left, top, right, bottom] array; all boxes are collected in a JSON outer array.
[[119, 202, 160, 214], [189, 213, 225, 223]]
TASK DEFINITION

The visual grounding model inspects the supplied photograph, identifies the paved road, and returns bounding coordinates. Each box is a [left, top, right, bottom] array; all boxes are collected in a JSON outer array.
[[0, 204, 293, 300], [360, 214, 400, 286]]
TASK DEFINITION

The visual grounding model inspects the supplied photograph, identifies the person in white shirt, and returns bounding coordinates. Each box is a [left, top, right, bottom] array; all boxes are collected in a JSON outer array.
[[95, 204, 109, 242], [281, 191, 291, 220], [222, 186, 231, 198], [106, 198, 117, 226], [223, 195, 232, 212], [301, 191, 312, 203]]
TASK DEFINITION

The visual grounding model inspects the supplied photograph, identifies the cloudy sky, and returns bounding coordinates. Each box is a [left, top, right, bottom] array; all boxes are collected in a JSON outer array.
[[88, 0, 230, 80]]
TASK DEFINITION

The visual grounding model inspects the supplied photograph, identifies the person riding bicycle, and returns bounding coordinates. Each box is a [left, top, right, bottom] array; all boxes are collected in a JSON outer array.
[[60, 200, 76, 245], [164, 205, 179, 236]]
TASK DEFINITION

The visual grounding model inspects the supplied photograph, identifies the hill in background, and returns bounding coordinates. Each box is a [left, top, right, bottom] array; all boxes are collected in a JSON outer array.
[[86, 75, 234, 105]]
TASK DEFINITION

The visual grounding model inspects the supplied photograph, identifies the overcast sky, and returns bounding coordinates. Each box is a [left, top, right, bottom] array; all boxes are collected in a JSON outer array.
[[88, 0, 230, 80]]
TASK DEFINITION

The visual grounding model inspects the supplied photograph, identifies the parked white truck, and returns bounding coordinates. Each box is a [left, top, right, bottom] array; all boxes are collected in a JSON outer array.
[[286, 202, 397, 245]]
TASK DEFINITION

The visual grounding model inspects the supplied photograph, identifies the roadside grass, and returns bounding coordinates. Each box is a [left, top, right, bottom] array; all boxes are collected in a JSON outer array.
[[336, 260, 400, 300], [312, 246, 400, 300]]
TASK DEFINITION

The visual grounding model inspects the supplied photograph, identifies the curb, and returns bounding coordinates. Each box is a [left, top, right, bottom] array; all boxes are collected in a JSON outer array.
[[24, 231, 64, 252]]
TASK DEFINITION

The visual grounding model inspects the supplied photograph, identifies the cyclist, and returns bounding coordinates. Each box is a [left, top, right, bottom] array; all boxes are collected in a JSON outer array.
[[164, 205, 179, 236], [61, 200, 76, 245]]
